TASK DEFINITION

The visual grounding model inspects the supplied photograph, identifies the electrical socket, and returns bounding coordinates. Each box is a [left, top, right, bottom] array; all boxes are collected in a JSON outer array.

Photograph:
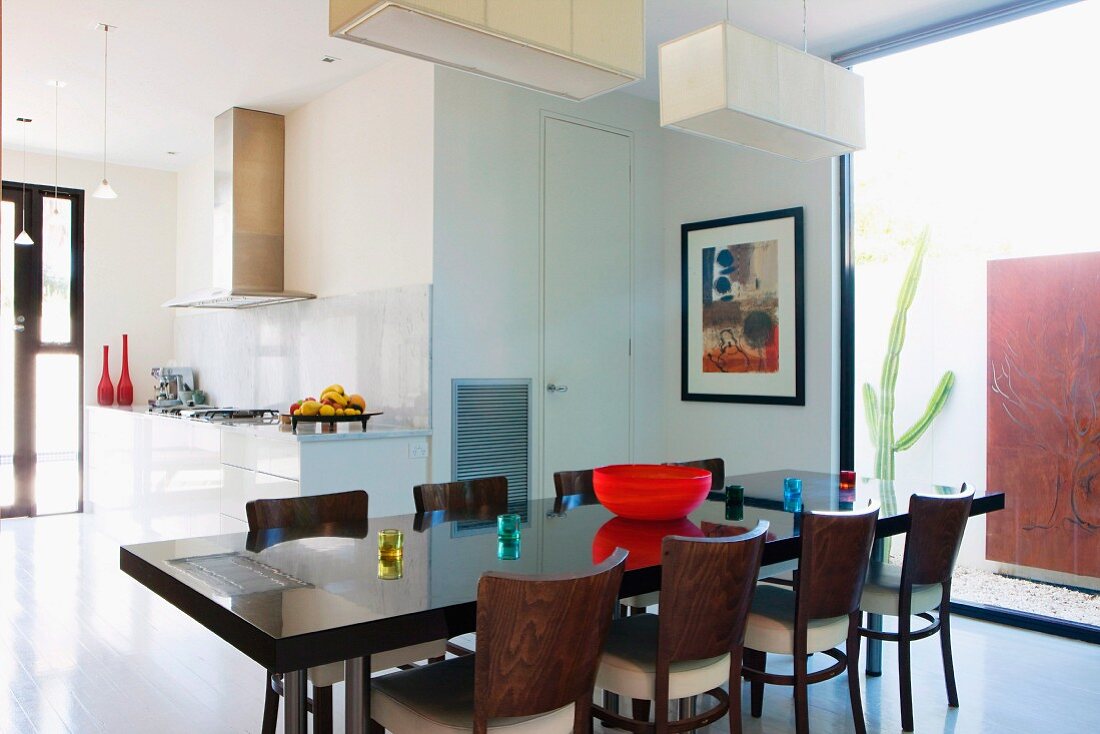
[[408, 442, 428, 459]]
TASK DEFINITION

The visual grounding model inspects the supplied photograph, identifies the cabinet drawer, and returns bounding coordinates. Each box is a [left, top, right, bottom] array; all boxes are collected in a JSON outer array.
[[220, 431, 256, 470], [252, 472, 300, 504], [219, 514, 250, 534], [255, 438, 300, 481], [220, 465, 254, 521]]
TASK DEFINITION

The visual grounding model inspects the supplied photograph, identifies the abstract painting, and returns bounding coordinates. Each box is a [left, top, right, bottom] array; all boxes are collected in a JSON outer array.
[[987, 252, 1100, 579], [682, 208, 804, 404]]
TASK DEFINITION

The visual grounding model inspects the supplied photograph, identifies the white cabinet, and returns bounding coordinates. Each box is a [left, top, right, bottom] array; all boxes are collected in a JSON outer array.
[[85, 407, 431, 542]]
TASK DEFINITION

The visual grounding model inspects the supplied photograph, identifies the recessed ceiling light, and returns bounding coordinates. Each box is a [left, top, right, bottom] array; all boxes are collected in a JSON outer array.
[[321, 55, 340, 63], [167, 151, 178, 155]]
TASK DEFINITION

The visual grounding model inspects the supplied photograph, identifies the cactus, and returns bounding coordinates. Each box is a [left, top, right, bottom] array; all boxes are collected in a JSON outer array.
[[863, 230, 955, 517]]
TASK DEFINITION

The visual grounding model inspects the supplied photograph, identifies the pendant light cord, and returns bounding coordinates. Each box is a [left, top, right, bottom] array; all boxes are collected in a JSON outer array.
[[101, 25, 109, 180], [54, 83, 60, 212], [21, 120, 29, 219]]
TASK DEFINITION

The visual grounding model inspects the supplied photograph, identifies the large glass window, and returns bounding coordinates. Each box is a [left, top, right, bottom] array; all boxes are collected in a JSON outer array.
[[850, 0, 1099, 631]]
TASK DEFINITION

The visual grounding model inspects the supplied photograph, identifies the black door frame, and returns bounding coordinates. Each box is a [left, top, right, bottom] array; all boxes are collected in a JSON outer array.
[[1, 180, 85, 517], [836, 0, 1097, 644]]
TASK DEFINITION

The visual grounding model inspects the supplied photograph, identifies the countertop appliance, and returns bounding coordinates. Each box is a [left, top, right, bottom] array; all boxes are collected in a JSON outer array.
[[150, 367, 196, 408], [148, 405, 279, 425]]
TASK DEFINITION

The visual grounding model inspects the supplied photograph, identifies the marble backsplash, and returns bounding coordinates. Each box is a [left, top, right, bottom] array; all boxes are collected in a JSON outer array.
[[173, 285, 430, 428]]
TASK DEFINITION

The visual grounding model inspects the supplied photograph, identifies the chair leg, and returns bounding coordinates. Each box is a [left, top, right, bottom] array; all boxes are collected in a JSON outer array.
[[743, 648, 766, 718], [261, 671, 279, 734], [793, 648, 809, 734], [847, 618, 867, 734], [729, 659, 743, 734], [940, 606, 960, 708], [899, 617, 914, 732], [313, 684, 334, 734]]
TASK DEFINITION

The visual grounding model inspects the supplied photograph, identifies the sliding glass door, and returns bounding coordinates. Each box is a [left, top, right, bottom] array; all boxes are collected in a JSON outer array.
[[844, 0, 1099, 636]]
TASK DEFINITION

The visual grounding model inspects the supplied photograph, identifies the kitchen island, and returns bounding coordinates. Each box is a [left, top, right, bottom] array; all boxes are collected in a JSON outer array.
[[84, 406, 430, 540]]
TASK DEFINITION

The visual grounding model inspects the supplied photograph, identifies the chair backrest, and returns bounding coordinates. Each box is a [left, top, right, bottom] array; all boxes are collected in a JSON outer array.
[[412, 476, 509, 514], [667, 458, 725, 493], [796, 503, 879, 622], [245, 490, 368, 531], [657, 522, 768, 666], [902, 485, 974, 586], [473, 548, 628, 731], [553, 469, 595, 498]]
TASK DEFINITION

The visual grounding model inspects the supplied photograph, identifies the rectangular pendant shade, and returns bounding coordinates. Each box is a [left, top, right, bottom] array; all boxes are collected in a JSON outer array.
[[330, 1, 644, 101], [659, 22, 865, 162]]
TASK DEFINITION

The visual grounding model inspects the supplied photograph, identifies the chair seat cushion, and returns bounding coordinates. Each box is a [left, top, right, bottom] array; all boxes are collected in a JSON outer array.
[[860, 562, 943, 617], [744, 584, 849, 655], [620, 591, 660, 610], [371, 655, 574, 733], [307, 638, 449, 688], [595, 613, 730, 701]]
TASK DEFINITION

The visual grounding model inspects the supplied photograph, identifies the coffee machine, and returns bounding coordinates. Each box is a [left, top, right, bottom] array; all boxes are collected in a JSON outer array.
[[150, 367, 197, 408]]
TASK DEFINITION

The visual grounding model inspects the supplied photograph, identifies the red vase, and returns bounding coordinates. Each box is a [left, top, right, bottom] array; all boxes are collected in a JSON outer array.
[[116, 334, 134, 406], [97, 345, 114, 406]]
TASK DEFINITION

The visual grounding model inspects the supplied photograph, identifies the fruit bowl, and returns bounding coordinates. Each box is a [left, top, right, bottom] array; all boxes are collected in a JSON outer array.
[[592, 464, 713, 520]]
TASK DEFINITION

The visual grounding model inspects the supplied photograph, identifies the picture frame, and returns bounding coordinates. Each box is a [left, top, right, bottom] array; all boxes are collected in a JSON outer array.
[[681, 207, 805, 405]]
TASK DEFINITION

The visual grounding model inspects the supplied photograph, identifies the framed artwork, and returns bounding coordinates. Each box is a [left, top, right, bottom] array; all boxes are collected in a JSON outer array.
[[681, 207, 805, 405]]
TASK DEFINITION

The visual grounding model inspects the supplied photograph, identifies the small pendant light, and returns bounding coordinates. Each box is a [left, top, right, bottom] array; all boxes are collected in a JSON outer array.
[[14, 117, 34, 246], [93, 23, 118, 199]]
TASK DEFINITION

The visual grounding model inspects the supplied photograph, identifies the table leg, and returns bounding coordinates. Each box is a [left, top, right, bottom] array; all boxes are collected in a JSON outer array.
[[345, 655, 372, 734], [283, 670, 308, 734], [865, 538, 885, 676]]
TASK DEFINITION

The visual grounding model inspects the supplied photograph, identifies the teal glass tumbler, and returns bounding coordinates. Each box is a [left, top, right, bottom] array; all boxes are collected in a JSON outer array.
[[497, 513, 521, 540], [497, 538, 521, 561]]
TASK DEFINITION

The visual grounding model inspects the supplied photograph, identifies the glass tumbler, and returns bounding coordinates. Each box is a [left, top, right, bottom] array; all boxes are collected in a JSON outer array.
[[378, 529, 404, 560], [497, 513, 521, 540]]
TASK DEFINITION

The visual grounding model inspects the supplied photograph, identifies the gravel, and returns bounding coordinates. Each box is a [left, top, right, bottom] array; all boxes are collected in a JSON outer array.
[[951, 565, 1100, 627]]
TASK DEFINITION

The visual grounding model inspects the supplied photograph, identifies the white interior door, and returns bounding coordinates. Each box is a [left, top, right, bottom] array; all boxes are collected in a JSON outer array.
[[542, 116, 632, 492]]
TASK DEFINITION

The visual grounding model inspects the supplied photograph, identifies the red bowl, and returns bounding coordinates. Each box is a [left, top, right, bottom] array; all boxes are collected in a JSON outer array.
[[592, 464, 712, 520], [592, 517, 704, 570]]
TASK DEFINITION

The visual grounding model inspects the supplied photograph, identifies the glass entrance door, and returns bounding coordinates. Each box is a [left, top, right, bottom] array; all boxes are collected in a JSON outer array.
[[1, 183, 84, 517]]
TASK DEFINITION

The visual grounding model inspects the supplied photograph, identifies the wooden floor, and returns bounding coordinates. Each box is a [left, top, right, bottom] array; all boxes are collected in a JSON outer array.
[[2, 512, 1098, 733]]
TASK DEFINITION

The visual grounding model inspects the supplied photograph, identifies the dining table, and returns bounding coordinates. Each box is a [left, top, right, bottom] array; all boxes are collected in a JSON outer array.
[[120, 469, 1004, 734]]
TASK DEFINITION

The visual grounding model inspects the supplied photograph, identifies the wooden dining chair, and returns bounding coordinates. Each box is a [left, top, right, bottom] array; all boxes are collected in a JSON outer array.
[[412, 476, 509, 515], [368, 548, 628, 733], [411, 476, 509, 658], [741, 503, 879, 734], [592, 522, 768, 733], [245, 490, 446, 734], [859, 485, 974, 732], [666, 457, 726, 493], [553, 468, 595, 498], [554, 467, 659, 616]]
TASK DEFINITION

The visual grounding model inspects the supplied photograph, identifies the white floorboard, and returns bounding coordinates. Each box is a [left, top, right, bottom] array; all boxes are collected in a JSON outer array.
[[1, 512, 1097, 733]]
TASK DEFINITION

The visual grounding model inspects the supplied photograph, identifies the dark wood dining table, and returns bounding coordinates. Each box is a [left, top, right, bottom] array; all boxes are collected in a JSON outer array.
[[120, 469, 1004, 734]]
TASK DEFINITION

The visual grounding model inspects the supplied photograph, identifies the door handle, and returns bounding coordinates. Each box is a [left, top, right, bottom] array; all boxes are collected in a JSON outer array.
[[546, 384, 568, 393]]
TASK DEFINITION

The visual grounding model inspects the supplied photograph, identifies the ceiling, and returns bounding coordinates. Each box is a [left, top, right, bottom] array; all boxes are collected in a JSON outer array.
[[2, 1, 1027, 172]]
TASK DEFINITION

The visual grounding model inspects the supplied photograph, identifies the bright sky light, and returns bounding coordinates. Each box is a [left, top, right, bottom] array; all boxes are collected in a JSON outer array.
[[853, 0, 1099, 262]]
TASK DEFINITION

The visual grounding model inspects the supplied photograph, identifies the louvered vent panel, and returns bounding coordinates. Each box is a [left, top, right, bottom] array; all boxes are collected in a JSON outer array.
[[453, 380, 530, 512]]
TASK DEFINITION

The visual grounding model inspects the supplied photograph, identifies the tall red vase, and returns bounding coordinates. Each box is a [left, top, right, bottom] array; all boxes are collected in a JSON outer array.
[[97, 345, 114, 406], [116, 334, 134, 406]]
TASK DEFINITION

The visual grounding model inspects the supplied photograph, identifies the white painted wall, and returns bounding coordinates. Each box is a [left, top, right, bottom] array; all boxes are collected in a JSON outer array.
[[431, 68, 665, 496], [175, 151, 213, 297], [660, 133, 839, 475], [284, 57, 435, 296], [3, 150, 177, 406]]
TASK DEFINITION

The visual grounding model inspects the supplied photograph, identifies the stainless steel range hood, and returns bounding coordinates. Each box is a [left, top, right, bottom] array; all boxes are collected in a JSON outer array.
[[164, 108, 315, 309]]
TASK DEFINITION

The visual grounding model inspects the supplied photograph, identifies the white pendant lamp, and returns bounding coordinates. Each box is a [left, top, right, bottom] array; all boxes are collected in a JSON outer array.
[[93, 23, 118, 199], [14, 117, 34, 246], [659, 1, 865, 162]]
